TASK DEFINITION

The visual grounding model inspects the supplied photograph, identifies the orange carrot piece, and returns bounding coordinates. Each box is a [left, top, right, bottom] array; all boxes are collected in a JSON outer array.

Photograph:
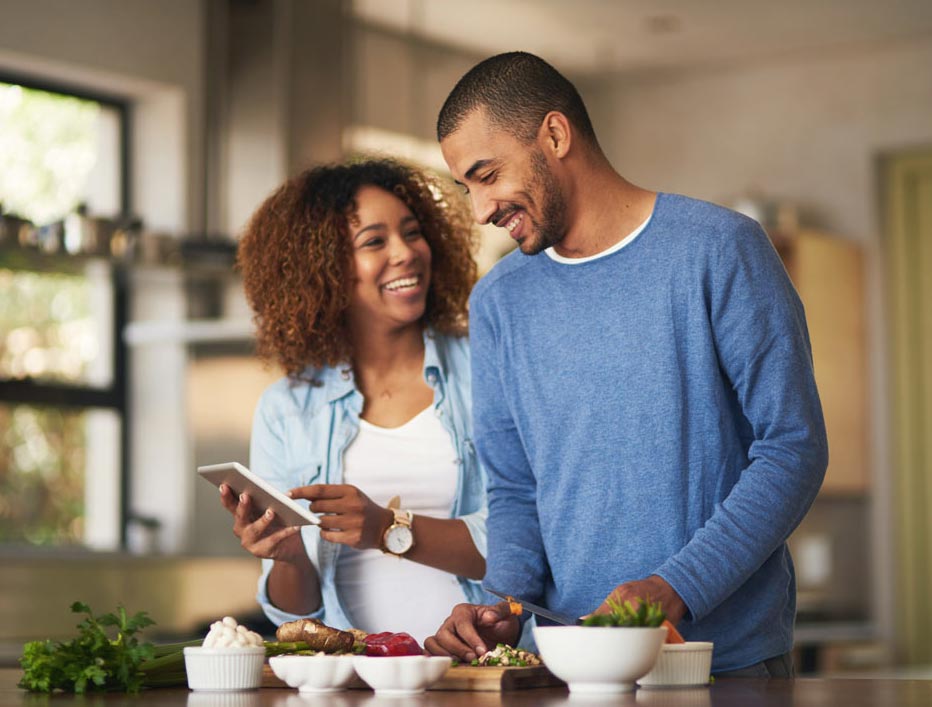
[[506, 596, 523, 617], [663, 619, 685, 644]]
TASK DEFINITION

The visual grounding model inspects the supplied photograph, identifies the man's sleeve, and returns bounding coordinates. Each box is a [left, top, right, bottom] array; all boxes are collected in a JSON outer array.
[[470, 287, 549, 603], [655, 220, 829, 622]]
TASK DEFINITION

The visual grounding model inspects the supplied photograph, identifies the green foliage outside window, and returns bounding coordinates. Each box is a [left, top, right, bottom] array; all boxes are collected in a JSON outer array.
[[0, 82, 99, 225], [1, 81, 107, 547], [0, 404, 86, 545]]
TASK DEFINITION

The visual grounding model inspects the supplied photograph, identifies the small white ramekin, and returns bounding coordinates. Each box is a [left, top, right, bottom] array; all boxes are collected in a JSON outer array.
[[637, 642, 714, 688], [183, 646, 266, 691]]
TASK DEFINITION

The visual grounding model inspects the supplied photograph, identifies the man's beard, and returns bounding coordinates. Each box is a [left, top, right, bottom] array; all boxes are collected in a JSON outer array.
[[521, 149, 567, 256]]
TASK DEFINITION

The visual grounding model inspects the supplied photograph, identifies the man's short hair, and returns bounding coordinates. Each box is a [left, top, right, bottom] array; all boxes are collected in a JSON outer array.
[[437, 51, 597, 146]]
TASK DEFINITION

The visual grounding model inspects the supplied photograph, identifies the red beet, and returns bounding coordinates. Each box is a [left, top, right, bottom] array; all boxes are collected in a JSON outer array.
[[363, 631, 423, 656]]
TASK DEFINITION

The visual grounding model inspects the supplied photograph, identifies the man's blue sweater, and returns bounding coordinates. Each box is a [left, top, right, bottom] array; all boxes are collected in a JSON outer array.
[[469, 193, 828, 672]]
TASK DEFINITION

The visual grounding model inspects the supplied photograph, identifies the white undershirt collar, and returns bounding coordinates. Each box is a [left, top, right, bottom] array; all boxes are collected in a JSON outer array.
[[544, 212, 653, 264]]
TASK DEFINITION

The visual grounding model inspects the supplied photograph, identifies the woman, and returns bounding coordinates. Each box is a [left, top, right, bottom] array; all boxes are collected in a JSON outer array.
[[219, 158, 485, 645]]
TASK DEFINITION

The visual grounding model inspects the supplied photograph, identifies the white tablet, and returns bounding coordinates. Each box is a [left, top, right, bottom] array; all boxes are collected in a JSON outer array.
[[197, 462, 320, 526]]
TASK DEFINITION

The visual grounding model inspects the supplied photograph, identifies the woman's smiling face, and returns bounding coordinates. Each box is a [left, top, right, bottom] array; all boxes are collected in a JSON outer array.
[[347, 185, 432, 334]]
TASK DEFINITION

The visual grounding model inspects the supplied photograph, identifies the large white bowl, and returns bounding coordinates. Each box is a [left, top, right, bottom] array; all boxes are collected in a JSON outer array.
[[637, 642, 714, 688], [183, 646, 266, 691], [351, 655, 452, 695], [533, 625, 666, 694], [268, 654, 358, 693]]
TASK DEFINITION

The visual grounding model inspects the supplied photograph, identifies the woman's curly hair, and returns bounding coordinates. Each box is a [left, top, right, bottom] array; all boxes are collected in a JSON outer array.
[[237, 157, 478, 378]]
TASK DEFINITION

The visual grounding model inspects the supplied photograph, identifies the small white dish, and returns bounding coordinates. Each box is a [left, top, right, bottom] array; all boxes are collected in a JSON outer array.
[[637, 642, 714, 688], [268, 654, 358, 693], [183, 646, 266, 691], [351, 655, 452, 695], [533, 625, 666, 694]]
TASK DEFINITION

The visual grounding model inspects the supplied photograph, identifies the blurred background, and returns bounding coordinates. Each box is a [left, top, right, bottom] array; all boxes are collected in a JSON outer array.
[[1, 0, 930, 677]]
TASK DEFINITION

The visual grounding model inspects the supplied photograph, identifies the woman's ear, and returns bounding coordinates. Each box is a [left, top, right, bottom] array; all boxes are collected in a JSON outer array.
[[538, 111, 572, 158]]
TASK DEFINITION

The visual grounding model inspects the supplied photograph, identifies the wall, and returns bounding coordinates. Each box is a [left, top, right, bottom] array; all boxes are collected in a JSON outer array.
[[593, 38, 932, 243], [351, 24, 479, 144], [221, 0, 350, 236]]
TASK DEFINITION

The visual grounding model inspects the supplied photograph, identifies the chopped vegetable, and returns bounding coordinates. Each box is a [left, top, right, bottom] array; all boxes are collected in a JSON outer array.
[[471, 643, 541, 667], [581, 597, 667, 628], [505, 596, 523, 617], [662, 619, 685, 644]]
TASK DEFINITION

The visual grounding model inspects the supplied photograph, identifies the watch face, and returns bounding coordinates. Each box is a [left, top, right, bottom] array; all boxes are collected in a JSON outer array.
[[385, 525, 414, 554]]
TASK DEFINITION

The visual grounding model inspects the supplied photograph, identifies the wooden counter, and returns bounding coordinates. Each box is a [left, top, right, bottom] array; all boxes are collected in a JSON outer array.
[[3, 669, 932, 706]]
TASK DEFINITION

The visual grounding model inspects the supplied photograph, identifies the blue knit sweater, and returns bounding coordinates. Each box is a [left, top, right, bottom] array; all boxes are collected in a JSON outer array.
[[470, 193, 828, 672]]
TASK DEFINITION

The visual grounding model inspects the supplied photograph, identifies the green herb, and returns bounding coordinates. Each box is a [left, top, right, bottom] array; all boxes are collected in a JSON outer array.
[[18, 600, 323, 694], [19, 602, 157, 693], [581, 597, 666, 628]]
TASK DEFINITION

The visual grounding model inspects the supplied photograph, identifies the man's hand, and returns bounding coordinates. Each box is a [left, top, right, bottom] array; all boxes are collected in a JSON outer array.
[[594, 575, 687, 625], [424, 602, 520, 662]]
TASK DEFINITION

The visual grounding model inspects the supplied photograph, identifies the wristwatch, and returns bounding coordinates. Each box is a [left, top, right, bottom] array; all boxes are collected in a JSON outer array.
[[381, 495, 415, 556]]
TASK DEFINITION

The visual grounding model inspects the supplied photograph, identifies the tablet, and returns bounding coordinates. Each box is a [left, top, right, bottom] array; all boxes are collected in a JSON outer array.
[[197, 462, 320, 526]]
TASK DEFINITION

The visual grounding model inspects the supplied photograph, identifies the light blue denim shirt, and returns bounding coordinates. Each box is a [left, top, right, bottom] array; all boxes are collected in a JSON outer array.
[[251, 329, 488, 631]]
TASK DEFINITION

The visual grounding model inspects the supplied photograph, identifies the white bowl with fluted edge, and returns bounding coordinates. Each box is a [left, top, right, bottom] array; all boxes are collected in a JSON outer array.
[[183, 646, 266, 691], [351, 655, 452, 695], [533, 625, 667, 694], [268, 654, 359, 693], [637, 642, 714, 688]]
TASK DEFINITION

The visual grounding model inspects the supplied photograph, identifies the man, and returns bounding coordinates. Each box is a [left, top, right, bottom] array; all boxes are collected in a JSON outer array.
[[424, 52, 828, 677]]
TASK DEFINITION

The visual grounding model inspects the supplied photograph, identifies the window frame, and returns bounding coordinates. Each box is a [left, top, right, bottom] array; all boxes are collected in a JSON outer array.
[[0, 71, 133, 549]]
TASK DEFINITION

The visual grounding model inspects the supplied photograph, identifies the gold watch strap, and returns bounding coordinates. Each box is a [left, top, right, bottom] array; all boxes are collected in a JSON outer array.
[[386, 496, 412, 528], [381, 496, 413, 555]]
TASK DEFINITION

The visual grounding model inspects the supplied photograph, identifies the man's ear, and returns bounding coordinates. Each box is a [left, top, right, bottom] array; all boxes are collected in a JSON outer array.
[[538, 111, 572, 158]]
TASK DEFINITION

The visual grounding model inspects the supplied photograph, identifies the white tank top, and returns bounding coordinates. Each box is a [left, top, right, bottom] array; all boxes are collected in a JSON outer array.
[[335, 405, 465, 644]]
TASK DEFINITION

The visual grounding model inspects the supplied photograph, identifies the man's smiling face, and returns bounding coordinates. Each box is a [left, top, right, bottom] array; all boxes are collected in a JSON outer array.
[[440, 108, 568, 256]]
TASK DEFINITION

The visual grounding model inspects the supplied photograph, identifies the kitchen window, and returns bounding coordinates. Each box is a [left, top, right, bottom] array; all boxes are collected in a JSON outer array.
[[0, 75, 129, 550]]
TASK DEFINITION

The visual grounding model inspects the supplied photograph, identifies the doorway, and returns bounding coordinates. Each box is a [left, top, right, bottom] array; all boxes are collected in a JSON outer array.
[[882, 149, 932, 665]]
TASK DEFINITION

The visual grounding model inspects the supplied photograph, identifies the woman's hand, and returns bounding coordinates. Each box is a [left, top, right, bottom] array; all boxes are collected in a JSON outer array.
[[291, 484, 393, 550], [218, 483, 305, 563]]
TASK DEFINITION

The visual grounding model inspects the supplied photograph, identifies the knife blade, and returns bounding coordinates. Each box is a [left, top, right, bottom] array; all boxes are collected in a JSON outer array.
[[486, 588, 582, 625]]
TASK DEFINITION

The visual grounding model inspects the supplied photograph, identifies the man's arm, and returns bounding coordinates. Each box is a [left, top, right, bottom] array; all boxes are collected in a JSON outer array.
[[470, 288, 549, 604], [648, 220, 828, 622]]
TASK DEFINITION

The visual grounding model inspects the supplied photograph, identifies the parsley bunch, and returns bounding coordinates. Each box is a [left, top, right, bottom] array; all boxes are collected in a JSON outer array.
[[581, 597, 667, 627], [19, 602, 156, 693]]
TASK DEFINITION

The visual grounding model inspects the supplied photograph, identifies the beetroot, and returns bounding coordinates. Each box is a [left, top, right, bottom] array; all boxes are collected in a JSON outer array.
[[363, 631, 423, 656]]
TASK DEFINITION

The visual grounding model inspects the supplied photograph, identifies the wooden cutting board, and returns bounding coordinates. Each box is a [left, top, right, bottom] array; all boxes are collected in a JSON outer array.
[[262, 663, 563, 692], [430, 664, 564, 691]]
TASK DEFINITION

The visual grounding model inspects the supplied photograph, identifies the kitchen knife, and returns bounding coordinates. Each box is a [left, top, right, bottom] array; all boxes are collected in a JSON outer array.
[[486, 588, 582, 626]]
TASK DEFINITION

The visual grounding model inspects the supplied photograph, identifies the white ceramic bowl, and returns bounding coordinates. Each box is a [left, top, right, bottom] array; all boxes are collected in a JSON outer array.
[[183, 646, 266, 691], [637, 642, 714, 688], [268, 654, 358, 693], [351, 655, 452, 695], [533, 625, 666, 694]]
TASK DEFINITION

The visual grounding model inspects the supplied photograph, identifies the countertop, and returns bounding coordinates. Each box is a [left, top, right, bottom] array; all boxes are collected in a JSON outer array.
[[3, 669, 932, 706]]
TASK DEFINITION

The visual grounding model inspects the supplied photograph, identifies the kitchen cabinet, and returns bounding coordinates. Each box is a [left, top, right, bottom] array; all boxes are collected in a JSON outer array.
[[771, 228, 869, 495]]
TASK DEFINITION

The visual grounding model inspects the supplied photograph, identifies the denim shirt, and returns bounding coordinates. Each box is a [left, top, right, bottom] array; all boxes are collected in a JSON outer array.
[[251, 330, 488, 631]]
